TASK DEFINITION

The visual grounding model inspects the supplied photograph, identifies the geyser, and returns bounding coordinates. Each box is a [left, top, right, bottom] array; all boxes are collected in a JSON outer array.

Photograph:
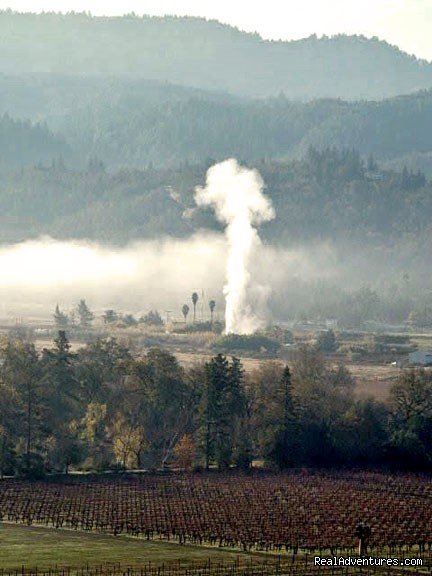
[[195, 159, 275, 334]]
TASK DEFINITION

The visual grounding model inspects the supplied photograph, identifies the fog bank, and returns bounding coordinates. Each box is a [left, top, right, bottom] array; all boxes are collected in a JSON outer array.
[[0, 234, 416, 323]]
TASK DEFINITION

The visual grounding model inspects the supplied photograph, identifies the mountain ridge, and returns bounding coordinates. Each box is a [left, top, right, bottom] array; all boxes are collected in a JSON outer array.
[[1, 11, 432, 100]]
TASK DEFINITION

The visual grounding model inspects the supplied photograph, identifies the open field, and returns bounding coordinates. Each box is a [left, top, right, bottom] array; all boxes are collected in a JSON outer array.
[[174, 351, 399, 401], [342, 362, 400, 401], [0, 524, 255, 570], [173, 351, 264, 372], [4, 525, 427, 576]]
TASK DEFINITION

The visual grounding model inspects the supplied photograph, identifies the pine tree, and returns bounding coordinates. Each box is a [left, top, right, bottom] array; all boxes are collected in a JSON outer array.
[[271, 365, 297, 469], [42, 331, 80, 472], [77, 299, 94, 328], [199, 354, 246, 470], [53, 304, 68, 328]]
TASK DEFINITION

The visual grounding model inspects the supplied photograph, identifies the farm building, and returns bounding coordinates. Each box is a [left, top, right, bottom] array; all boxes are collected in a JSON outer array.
[[408, 350, 432, 366]]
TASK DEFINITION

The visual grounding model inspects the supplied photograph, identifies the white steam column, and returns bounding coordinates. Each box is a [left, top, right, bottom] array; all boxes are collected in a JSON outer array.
[[195, 159, 275, 334]]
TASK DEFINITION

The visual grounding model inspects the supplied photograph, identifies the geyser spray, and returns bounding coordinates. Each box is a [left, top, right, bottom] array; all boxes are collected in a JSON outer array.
[[195, 159, 275, 334]]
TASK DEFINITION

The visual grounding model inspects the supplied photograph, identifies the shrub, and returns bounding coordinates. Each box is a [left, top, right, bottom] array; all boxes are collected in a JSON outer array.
[[212, 334, 281, 356]]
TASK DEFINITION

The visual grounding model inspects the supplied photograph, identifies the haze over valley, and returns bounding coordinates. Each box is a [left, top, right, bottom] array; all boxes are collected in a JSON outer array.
[[1, 9, 432, 328]]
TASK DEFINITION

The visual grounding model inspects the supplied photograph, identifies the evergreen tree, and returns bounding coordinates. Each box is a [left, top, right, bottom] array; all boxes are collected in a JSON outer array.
[[53, 304, 69, 328], [77, 299, 94, 328], [103, 309, 118, 324], [199, 354, 246, 470], [0, 340, 43, 477], [271, 365, 297, 469], [42, 331, 80, 472], [316, 330, 338, 353]]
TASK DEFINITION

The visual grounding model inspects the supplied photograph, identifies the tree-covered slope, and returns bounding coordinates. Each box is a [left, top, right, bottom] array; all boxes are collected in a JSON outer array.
[[1, 11, 432, 100], [0, 150, 430, 252], [3, 74, 432, 173], [33, 83, 432, 172], [0, 113, 68, 167], [296, 90, 432, 160]]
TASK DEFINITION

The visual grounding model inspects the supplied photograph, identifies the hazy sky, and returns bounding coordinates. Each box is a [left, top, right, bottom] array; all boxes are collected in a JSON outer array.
[[1, 0, 432, 60]]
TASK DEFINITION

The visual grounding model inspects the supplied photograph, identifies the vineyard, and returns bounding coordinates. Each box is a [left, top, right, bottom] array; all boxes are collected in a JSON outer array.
[[0, 556, 429, 576], [1, 471, 432, 554]]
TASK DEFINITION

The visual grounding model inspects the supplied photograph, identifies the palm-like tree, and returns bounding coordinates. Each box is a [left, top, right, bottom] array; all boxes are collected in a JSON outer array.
[[192, 292, 199, 323], [182, 304, 190, 323], [209, 300, 216, 325]]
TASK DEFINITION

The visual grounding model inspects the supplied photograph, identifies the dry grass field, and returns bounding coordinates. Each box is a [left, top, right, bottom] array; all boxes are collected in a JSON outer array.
[[344, 362, 400, 401], [174, 350, 399, 401]]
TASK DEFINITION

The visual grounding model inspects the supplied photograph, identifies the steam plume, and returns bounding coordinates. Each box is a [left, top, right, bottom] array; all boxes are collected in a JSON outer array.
[[195, 159, 275, 334]]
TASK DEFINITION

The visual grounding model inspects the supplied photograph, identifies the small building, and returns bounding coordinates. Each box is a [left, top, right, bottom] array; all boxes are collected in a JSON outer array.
[[408, 350, 432, 367]]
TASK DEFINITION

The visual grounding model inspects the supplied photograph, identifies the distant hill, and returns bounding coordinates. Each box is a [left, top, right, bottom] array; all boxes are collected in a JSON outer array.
[[1, 11, 432, 100], [3, 75, 432, 172]]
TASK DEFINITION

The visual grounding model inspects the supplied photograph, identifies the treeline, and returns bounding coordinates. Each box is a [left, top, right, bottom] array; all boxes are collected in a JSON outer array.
[[0, 331, 431, 477], [0, 11, 431, 100], [0, 149, 430, 246], [5, 77, 432, 172]]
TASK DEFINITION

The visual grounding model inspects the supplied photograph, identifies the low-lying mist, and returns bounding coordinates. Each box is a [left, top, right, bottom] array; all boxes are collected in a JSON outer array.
[[0, 234, 423, 324]]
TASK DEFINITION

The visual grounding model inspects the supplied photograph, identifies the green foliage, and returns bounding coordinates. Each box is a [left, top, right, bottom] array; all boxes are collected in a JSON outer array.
[[389, 369, 432, 469], [212, 334, 281, 356], [4, 69, 432, 174], [140, 310, 163, 326], [1, 150, 431, 256], [316, 330, 338, 353], [0, 340, 43, 472], [0, 112, 69, 168], [198, 354, 247, 470], [77, 300, 94, 328], [175, 321, 221, 334], [336, 398, 389, 465], [191, 293, 199, 323], [120, 314, 138, 327], [263, 325, 294, 345], [269, 366, 298, 469], [75, 337, 131, 405], [15, 451, 45, 479], [53, 305, 69, 328], [103, 310, 118, 324], [0, 332, 431, 473], [181, 304, 190, 322]]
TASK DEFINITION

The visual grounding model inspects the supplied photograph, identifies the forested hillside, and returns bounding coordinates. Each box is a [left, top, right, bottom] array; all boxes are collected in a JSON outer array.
[[3, 75, 432, 172], [0, 113, 69, 167], [0, 149, 429, 252], [59, 88, 432, 172], [1, 11, 432, 100]]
